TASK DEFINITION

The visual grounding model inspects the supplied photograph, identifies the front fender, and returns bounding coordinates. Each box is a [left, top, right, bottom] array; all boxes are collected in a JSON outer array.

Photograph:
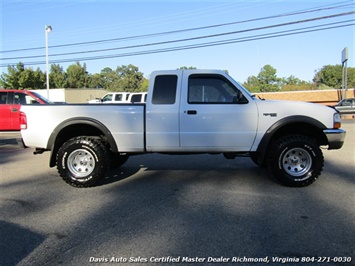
[[254, 115, 327, 165]]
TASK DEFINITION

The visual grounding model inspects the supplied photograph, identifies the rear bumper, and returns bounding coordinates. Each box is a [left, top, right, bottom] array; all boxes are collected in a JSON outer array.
[[323, 129, 346, 150]]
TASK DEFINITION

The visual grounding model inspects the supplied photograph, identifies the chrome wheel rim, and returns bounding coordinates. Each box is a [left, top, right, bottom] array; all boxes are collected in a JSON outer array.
[[282, 148, 312, 177], [67, 149, 95, 178]]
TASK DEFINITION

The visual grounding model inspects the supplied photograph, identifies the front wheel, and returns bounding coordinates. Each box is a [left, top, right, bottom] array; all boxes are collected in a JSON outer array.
[[269, 135, 324, 187], [56, 137, 110, 187]]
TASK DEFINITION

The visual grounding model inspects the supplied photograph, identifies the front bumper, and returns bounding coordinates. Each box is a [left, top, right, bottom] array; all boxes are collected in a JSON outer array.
[[323, 129, 346, 150]]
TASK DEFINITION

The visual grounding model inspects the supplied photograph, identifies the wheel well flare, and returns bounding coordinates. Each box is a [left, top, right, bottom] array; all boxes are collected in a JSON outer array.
[[48, 118, 117, 167]]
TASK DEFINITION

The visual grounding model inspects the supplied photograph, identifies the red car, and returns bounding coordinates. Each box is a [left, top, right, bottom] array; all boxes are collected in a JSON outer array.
[[0, 90, 50, 131]]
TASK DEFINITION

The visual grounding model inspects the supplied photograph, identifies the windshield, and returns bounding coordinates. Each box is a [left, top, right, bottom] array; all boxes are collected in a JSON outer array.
[[30, 91, 52, 104]]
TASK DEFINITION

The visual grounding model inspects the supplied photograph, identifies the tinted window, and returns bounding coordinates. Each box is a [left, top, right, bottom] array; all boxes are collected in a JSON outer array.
[[188, 74, 246, 104], [131, 94, 142, 103], [0, 92, 7, 104], [115, 94, 123, 101], [14, 92, 39, 105], [152, 75, 177, 104]]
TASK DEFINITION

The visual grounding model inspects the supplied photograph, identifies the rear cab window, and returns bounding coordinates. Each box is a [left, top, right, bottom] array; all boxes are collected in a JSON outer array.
[[152, 75, 178, 105]]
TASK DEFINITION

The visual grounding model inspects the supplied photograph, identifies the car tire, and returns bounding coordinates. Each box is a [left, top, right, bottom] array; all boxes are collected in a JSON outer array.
[[57, 136, 110, 187], [269, 135, 324, 187]]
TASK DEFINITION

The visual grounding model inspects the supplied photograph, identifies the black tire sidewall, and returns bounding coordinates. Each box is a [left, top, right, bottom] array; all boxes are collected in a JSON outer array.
[[270, 135, 323, 187], [57, 137, 109, 187]]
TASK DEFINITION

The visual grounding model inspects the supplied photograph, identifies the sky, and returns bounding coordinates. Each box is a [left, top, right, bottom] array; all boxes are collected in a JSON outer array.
[[0, 0, 354, 83]]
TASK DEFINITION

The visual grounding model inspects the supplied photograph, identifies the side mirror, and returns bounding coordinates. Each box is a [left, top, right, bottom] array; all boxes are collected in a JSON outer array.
[[233, 91, 248, 104]]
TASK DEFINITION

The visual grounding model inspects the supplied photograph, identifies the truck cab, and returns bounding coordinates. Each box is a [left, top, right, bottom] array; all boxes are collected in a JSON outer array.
[[0, 90, 49, 131], [145, 70, 257, 152]]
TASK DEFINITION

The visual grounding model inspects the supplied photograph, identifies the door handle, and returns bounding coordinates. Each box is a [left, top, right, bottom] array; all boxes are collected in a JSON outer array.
[[187, 110, 197, 115], [11, 108, 19, 112]]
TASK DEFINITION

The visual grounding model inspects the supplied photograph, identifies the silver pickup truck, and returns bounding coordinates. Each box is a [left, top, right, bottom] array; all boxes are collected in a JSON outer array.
[[20, 70, 346, 188]]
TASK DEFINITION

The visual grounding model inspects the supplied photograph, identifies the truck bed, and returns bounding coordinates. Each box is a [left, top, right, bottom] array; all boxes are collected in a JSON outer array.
[[21, 104, 146, 153]]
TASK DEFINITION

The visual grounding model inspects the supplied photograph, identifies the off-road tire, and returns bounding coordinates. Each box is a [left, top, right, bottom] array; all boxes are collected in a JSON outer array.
[[269, 135, 324, 187], [56, 137, 110, 188]]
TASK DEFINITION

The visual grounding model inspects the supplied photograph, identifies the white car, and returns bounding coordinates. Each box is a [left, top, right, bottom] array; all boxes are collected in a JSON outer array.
[[88, 92, 130, 103], [334, 98, 355, 114]]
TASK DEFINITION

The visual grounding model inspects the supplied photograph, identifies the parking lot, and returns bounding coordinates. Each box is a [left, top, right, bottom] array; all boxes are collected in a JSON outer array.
[[0, 121, 354, 265]]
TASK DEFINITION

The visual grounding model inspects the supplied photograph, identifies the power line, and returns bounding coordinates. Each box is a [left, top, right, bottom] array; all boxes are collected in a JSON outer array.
[[2, 11, 354, 61], [1, 21, 353, 68], [1, 1, 353, 54]]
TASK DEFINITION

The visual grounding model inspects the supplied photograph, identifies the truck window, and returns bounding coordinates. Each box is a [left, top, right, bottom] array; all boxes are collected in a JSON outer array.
[[188, 74, 245, 104], [0, 92, 7, 104], [115, 94, 123, 101], [152, 75, 177, 104], [102, 94, 113, 102], [131, 94, 142, 103], [14, 92, 40, 105]]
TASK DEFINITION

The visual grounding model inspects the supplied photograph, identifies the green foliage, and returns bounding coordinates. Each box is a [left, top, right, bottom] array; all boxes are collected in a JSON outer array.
[[313, 65, 342, 89], [348, 68, 355, 88], [243, 64, 318, 92], [2, 62, 353, 93], [243, 64, 280, 92], [139, 78, 149, 92], [313, 64, 355, 89], [50, 64, 67, 88], [66, 62, 88, 88], [0, 62, 46, 89], [115, 64, 144, 92]]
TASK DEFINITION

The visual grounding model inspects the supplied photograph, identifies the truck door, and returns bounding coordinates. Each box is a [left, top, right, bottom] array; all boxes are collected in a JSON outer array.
[[0, 91, 12, 130], [179, 73, 258, 152], [146, 72, 182, 152]]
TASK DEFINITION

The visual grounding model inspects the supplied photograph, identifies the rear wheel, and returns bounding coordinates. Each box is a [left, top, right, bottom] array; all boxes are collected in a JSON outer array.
[[269, 135, 324, 187], [56, 137, 110, 187]]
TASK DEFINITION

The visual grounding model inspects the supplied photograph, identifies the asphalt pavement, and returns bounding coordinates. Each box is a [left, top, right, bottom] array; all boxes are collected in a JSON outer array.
[[0, 121, 354, 265]]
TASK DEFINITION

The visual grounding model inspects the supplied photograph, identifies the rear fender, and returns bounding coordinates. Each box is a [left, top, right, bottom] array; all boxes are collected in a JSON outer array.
[[48, 117, 117, 167]]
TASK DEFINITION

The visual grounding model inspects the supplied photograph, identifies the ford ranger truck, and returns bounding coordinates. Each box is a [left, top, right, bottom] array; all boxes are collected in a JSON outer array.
[[20, 70, 346, 188]]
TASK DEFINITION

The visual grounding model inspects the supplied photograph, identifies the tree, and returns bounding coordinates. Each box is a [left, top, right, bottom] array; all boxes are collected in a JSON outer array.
[[243, 76, 260, 93], [0, 62, 46, 89], [33, 68, 46, 89], [100, 67, 118, 90], [313, 65, 342, 89], [139, 77, 149, 92], [87, 73, 104, 89], [313, 64, 355, 89], [279, 75, 314, 91], [50, 64, 67, 88], [0, 62, 24, 89], [243, 64, 280, 92], [66, 62, 88, 88], [115, 64, 144, 92], [257, 64, 280, 92]]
